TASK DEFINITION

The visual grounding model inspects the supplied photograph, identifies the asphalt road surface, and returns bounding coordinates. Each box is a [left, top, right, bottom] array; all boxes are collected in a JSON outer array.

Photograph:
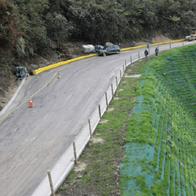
[[0, 41, 195, 196]]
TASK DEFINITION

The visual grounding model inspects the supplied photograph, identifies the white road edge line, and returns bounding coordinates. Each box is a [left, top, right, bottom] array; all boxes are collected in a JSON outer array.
[[0, 79, 25, 119], [0, 72, 58, 126]]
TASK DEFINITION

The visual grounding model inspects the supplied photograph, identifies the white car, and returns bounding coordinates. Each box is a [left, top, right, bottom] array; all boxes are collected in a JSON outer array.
[[82, 45, 95, 53], [185, 34, 196, 41]]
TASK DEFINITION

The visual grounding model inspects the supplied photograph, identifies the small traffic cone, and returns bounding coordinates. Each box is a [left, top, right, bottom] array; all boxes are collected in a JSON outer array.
[[28, 100, 33, 108]]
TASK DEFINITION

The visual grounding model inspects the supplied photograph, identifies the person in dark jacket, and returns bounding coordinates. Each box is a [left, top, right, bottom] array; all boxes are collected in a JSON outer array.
[[144, 49, 149, 57], [155, 47, 159, 56]]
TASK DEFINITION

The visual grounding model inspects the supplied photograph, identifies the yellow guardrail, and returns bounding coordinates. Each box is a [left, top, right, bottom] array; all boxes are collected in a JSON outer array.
[[33, 54, 96, 75], [33, 39, 185, 75], [121, 44, 147, 52], [121, 39, 185, 52], [152, 39, 185, 46]]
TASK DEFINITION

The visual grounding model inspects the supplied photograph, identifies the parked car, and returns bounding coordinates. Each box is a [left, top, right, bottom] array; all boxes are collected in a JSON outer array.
[[95, 45, 104, 53], [16, 66, 29, 80], [82, 44, 95, 53], [97, 44, 120, 56], [185, 34, 196, 41]]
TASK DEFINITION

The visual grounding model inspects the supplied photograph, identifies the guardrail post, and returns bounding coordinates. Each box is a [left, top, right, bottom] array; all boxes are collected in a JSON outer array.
[[123, 64, 125, 72], [47, 171, 55, 196], [125, 59, 127, 67], [88, 119, 92, 137], [73, 142, 77, 164], [105, 92, 108, 107], [170, 42, 172, 49], [98, 104, 102, 119]]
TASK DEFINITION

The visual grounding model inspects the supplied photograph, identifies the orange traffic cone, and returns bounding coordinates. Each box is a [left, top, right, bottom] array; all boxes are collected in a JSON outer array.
[[28, 100, 33, 108]]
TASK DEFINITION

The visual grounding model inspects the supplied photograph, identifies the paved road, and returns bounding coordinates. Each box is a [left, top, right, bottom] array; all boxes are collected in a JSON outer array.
[[0, 41, 195, 196]]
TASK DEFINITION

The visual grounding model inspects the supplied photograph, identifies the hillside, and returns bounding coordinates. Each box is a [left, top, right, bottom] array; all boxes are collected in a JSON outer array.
[[0, 0, 196, 108], [1, 1, 196, 53], [121, 45, 196, 195], [58, 45, 196, 195]]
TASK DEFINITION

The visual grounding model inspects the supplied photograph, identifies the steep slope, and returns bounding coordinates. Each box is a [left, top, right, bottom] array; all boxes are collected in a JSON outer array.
[[121, 45, 196, 195]]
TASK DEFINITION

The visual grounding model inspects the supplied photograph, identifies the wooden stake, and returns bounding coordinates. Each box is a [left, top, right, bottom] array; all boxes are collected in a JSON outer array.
[[98, 104, 102, 119], [88, 119, 92, 137], [120, 70, 122, 78], [115, 76, 118, 87], [73, 142, 77, 164], [130, 56, 132, 64], [105, 92, 108, 107], [111, 83, 114, 96], [47, 171, 55, 196]]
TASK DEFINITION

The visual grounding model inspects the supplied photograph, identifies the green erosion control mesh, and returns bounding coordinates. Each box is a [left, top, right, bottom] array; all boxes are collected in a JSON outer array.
[[120, 45, 196, 196]]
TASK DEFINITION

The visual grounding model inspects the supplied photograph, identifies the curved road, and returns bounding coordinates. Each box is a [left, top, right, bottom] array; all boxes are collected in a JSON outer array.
[[0, 41, 195, 196]]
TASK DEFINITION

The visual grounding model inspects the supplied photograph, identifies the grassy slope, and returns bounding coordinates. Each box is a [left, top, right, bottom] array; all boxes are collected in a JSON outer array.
[[121, 45, 196, 195], [58, 45, 196, 195]]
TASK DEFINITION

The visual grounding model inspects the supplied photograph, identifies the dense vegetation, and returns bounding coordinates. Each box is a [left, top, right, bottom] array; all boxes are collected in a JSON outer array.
[[0, 0, 196, 99], [1, 0, 196, 59]]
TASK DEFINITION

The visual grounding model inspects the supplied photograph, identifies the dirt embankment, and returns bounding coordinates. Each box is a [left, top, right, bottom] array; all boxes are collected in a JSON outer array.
[[0, 42, 83, 111], [0, 48, 16, 111], [0, 78, 16, 111], [0, 62, 16, 111]]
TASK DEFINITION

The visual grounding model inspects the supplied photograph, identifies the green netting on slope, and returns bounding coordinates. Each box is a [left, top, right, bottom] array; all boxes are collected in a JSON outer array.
[[157, 49, 196, 116], [133, 96, 144, 113], [120, 143, 154, 196], [120, 45, 196, 196]]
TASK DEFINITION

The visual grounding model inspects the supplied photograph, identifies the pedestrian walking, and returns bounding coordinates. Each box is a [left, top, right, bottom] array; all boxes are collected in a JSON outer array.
[[144, 49, 149, 58], [155, 47, 159, 56]]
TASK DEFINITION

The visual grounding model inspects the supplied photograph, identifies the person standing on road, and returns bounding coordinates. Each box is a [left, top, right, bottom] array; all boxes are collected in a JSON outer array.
[[144, 49, 149, 58], [155, 47, 159, 56]]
